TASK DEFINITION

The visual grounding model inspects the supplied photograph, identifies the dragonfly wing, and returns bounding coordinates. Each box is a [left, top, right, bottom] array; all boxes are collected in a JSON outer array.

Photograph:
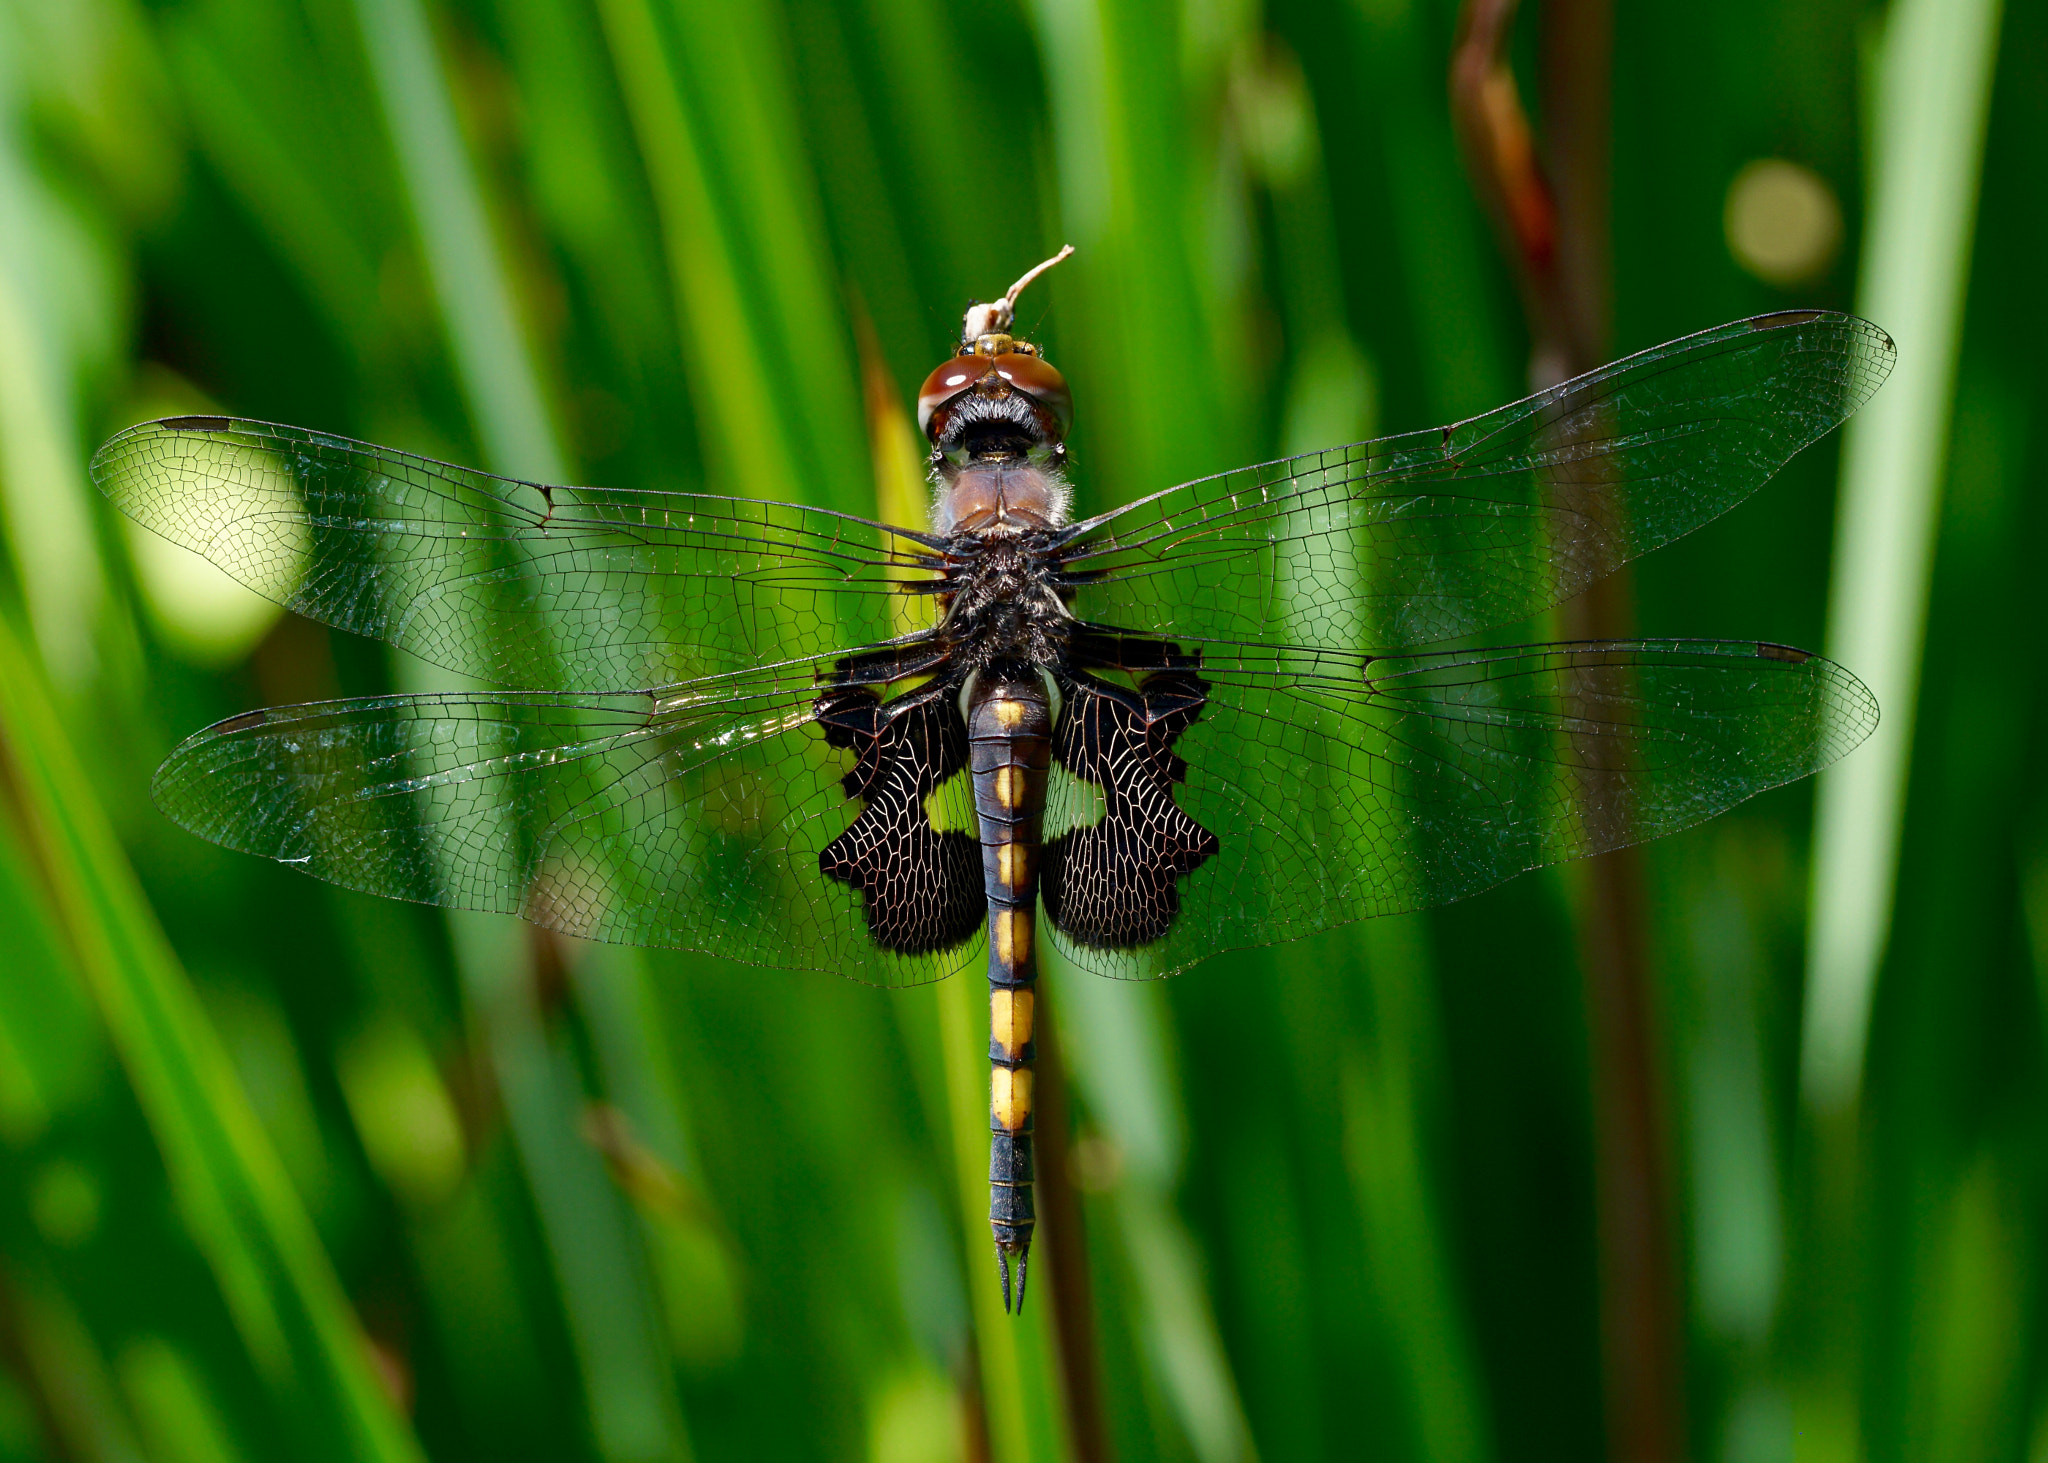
[[153, 656, 984, 986], [1062, 312, 1893, 651], [1041, 637, 1877, 978], [93, 417, 936, 692]]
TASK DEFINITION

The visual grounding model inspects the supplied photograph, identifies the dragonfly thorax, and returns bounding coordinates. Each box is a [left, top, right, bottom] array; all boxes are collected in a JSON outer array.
[[932, 455, 1072, 536], [938, 532, 1073, 671]]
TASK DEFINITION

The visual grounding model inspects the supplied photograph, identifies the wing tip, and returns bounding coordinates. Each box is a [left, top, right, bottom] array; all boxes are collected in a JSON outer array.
[[1743, 310, 1898, 402], [89, 416, 254, 505]]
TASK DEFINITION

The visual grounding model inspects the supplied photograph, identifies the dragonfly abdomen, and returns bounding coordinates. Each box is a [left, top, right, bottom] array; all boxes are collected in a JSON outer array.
[[966, 668, 1051, 1312]]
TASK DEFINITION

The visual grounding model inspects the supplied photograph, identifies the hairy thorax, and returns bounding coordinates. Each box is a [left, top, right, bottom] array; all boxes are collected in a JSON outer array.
[[938, 530, 1073, 671]]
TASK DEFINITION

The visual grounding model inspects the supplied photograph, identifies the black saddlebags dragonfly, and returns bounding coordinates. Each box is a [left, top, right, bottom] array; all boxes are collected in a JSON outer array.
[[93, 249, 1889, 1310]]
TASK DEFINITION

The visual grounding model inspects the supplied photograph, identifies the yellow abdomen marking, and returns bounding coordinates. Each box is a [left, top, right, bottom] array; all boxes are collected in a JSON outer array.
[[991, 1066, 1035, 1130], [991, 906, 1033, 967], [993, 764, 1026, 809], [994, 698, 1027, 731], [996, 841, 1032, 893], [991, 987, 1036, 1059]]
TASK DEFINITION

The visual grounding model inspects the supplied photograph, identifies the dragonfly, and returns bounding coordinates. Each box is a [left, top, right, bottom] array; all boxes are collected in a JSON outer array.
[[93, 248, 1890, 1310]]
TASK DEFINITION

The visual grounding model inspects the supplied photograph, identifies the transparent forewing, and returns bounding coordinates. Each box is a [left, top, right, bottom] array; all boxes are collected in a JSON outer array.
[[1042, 639, 1878, 979], [1061, 313, 1894, 652], [152, 661, 983, 987], [92, 417, 938, 692]]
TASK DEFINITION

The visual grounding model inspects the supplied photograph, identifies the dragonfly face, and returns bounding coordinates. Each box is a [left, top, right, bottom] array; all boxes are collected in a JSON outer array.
[[93, 251, 1893, 1313], [920, 257, 1075, 539]]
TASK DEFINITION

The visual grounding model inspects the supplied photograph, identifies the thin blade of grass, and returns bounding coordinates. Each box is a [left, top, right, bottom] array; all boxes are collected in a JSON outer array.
[[593, 0, 868, 510], [351, 0, 565, 481], [1045, 951, 1257, 1463], [0, 611, 426, 1463], [0, 84, 107, 685], [347, 6, 696, 1459], [1342, 921, 1493, 1463], [1802, 0, 2004, 1111]]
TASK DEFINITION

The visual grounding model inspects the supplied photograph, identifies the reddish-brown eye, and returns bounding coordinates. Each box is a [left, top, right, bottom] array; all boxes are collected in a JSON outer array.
[[915, 351, 1074, 442], [992, 353, 1071, 434], [918, 356, 991, 438]]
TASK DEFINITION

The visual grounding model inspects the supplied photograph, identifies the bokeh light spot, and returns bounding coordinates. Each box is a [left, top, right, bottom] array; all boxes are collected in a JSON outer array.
[[29, 1159, 101, 1248], [1725, 159, 1843, 287]]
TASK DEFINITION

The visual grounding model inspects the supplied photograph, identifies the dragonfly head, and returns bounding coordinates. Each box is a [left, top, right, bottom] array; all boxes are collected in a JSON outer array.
[[918, 247, 1075, 459]]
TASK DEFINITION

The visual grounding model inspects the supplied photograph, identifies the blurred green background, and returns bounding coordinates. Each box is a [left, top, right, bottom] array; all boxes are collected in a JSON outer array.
[[0, 0, 2037, 1460]]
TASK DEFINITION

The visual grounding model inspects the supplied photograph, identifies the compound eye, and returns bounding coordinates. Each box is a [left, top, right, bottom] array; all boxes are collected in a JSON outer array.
[[917, 356, 989, 439], [994, 353, 1071, 434]]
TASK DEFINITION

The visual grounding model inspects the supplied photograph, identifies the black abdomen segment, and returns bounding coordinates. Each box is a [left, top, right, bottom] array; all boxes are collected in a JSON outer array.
[[966, 670, 1051, 1312]]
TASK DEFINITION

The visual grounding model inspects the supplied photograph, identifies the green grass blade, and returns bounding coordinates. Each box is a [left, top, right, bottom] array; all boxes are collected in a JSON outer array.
[[1801, 0, 2004, 1112], [158, 27, 384, 359], [593, 0, 867, 512], [650, 2, 867, 484], [1343, 922, 1493, 1463], [1046, 952, 1256, 1463], [348, 5, 703, 1457], [1341, 0, 1514, 420], [1028, 0, 1248, 497], [1025, 4, 1261, 1452], [119, 1336, 252, 1463], [0, 89, 107, 685], [351, 0, 567, 482], [449, 915, 696, 1463], [0, 612, 426, 1463]]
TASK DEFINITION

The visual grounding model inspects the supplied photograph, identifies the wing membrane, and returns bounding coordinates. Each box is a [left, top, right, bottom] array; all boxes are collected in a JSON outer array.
[[1042, 638, 1877, 978], [93, 417, 938, 692], [153, 659, 982, 987], [1062, 313, 1893, 651]]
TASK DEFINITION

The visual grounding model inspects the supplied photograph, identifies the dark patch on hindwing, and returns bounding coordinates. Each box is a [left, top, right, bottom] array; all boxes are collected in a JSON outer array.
[[817, 688, 983, 954], [1043, 670, 1219, 948]]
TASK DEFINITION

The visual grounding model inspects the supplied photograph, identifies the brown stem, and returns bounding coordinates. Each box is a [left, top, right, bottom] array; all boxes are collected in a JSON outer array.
[[1032, 989, 1111, 1463], [1572, 837, 1685, 1463], [1450, 6, 1686, 1463], [1537, 0, 1613, 381], [0, 1270, 84, 1460], [1448, 0, 1562, 371], [959, 1331, 993, 1463]]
